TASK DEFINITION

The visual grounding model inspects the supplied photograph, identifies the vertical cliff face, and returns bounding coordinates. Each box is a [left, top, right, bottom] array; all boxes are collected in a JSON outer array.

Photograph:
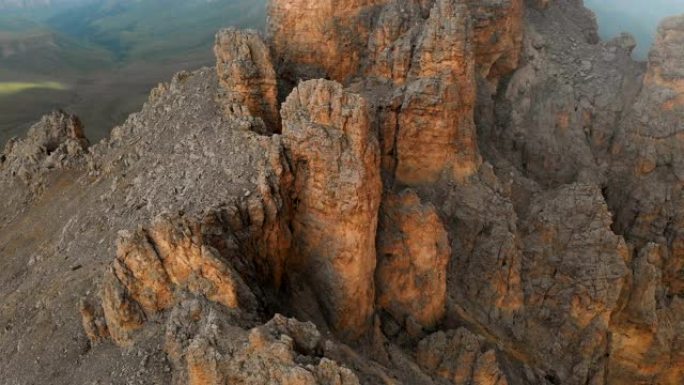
[[393, 0, 480, 184], [281, 79, 382, 339], [267, 0, 388, 84], [603, 15, 684, 385], [268, 0, 525, 185], [4, 1, 684, 385], [215, 28, 280, 133], [467, 0, 524, 82], [376, 190, 450, 329], [608, 15, 684, 292]]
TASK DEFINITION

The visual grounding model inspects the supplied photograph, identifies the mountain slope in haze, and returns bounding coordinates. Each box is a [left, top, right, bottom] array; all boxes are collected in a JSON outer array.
[[0, 0, 266, 145]]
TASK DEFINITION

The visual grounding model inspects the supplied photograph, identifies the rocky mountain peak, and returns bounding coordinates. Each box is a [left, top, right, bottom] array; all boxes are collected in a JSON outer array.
[[1, 1, 684, 385]]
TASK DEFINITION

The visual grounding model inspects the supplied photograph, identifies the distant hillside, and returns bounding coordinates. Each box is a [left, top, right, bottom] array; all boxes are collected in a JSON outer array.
[[0, 0, 266, 145], [46, 0, 266, 61], [0, 18, 113, 76]]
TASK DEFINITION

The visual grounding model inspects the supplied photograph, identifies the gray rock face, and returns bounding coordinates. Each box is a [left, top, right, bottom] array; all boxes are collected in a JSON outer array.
[[1, 1, 684, 385], [1, 110, 88, 185]]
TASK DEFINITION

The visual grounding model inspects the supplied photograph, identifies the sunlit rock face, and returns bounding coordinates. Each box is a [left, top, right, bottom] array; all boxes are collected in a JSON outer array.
[[214, 28, 280, 133], [268, 0, 528, 185], [4, 0, 684, 384], [417, 328, 510, 385], [267, 0, 389, 85], [376, 189, 450, 329], [391, 0, 481, 185], [281, 79, 382, 339], [603, 15, 684, 385]]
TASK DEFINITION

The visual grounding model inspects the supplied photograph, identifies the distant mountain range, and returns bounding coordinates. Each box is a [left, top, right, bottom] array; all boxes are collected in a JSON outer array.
[[0, 0, 87, 9]]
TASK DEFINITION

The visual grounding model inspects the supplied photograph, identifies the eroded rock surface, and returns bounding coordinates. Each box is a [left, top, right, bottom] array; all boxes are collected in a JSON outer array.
[[417, 328, 510, 385], [376, 189, 450, 330], [0, 110, 88, 185], [2, 1, 684, 385], [215, 28, 280, 133], [281, 79, 382, 339]]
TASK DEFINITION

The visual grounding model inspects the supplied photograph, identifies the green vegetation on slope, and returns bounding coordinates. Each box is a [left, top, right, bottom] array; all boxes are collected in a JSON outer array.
[[0, 81, 67, 96]]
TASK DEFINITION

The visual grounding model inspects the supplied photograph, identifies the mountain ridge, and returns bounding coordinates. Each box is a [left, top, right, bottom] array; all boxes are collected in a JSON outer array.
[[1, 1, 684, 384]]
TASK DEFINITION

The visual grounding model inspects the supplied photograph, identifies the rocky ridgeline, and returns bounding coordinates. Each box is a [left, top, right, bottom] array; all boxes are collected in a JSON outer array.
[[1, 0, 684, 384]]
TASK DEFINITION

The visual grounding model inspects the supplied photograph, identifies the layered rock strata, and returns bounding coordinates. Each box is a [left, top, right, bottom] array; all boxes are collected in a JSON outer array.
[[376, 190, 450, 329], [214, 28, 280, 133], [281, 79, 382, 339], [2, 1, 684, 385]]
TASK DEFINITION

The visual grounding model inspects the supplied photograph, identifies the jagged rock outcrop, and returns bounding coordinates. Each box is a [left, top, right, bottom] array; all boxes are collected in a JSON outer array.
[[165, 303, 360, 385], [600, 17, 684, 384], [269, 0, 526, 185], [467, 0, 524, 82], [214, 28, 280, 133], [417, 328, 510, 385], [606, 244, 684, 385], [441, 166, 525, 334], [520, 184, 629, 383], [281, 79, 382, 339], [0, 110, 88, 185], [608, 15, 684, 256], [390, 0, 480, 184], [4, 1, 684, 385], [267, 0, 386, 85], [89, 212, 258, 347], [481, 1, 642, 188], [376, 189, 450, 330]]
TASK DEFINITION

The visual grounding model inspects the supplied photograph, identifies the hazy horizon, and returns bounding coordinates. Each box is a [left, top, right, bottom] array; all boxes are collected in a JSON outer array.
[[584, 0, 684, 59], [0, 0, 266, 145]]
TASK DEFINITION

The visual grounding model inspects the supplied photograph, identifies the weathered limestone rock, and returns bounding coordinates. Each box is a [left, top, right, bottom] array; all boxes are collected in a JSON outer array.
[[607, 15, 684, 301], [269, 0, 530, 185], [607, 244, 684, 385], [281, 79, 382, 339], [521, 184, 629, 384], [0, 110, 88, 184], [466, 0, 524, 82], [394, 0, 481, 184], [214, 28, 280, 132], [267, 0, 387, 84], [112, 229, 174, 315], [167, 307, 360, 385], [643, 16, 684, 112], [87, 212, 262, 348], [417, 328, 509, 385], [100, 267, 146, 347], [79, 298, 110, 344], [148, 215, 257, 311], [442, 166, 524, 331], [484, 2, 643, 189], [376, 189, 450, 329]]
